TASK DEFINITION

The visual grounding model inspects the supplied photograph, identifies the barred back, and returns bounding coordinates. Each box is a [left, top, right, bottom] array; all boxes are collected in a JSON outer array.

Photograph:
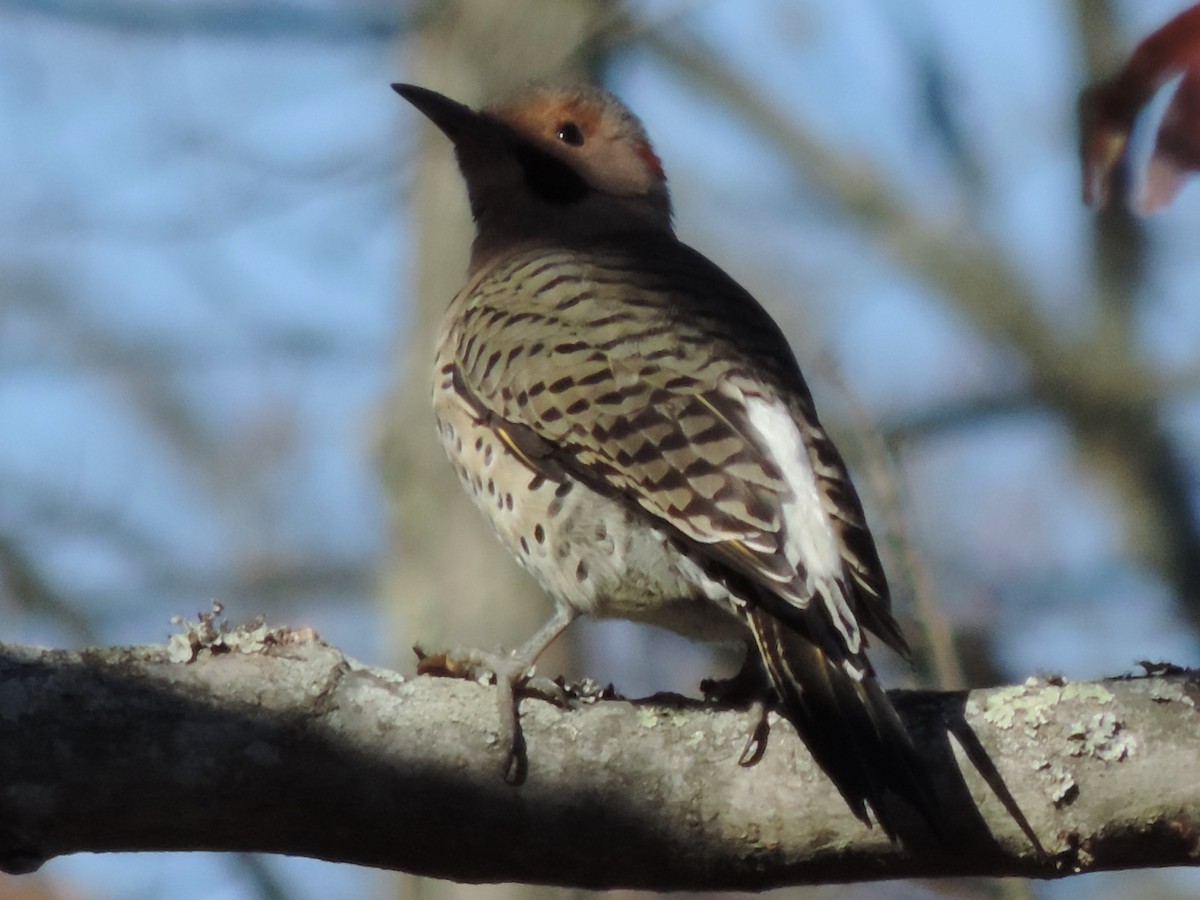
[[443, 232, 905, 662]]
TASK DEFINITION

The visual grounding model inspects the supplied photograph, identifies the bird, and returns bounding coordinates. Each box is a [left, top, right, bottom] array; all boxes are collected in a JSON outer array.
[[393, 81, 939, 835]]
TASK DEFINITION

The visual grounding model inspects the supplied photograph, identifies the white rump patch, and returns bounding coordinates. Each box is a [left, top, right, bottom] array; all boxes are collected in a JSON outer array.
[[742, 391, 862, 652], [742, 393, 839, 582]]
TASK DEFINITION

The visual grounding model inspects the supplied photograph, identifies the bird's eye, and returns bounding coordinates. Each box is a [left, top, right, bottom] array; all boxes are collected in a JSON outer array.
[[556, 122, 585, 146]]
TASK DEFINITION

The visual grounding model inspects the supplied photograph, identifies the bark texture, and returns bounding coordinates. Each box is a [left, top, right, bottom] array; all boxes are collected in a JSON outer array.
[[1, 624, 1199, 888]]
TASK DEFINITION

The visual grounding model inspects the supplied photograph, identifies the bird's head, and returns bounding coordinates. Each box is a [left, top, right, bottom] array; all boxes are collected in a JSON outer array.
[[393, 83, 673, 263]]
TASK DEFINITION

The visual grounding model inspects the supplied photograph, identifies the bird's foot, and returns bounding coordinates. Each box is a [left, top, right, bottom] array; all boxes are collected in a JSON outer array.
[[413, 607, 577, 784], [699, 657, 775, 766], [414, 644, 565, 784], [414, 643, 570, 704]]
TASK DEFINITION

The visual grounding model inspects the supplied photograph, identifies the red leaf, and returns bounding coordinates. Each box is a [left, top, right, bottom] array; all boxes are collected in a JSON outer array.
[[1080, 3, 1200, 212]]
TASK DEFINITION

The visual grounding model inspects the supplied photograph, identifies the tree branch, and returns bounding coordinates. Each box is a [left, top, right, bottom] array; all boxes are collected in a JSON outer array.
[[1, 624, 1198, 888]]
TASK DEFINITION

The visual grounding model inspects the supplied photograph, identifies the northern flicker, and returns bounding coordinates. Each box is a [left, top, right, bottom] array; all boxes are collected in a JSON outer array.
[[395, 82, 938, 833]]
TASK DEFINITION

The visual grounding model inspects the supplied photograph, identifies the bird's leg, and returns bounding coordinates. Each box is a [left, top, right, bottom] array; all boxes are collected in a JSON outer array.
[[700, 647, 771, 706], [701, 645, 774, 766], [433, 604, 577, 783], [489, 604, 577, 782]]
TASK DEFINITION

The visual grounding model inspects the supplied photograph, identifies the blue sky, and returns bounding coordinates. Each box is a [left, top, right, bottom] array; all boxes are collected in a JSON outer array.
[[3, 1, 1200, 897]]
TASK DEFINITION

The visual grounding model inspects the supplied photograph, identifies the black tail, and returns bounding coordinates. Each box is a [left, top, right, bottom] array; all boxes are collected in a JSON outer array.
[[746, 606, 941, 840]]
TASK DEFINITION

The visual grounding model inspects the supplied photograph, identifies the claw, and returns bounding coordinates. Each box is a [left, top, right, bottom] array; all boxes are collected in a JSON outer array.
[[492, 666, 528, 784], [523, 673, 571, 707], [414, 605, 578, 783], [413, 643, 540, 783], [737, 700, 771, 767]]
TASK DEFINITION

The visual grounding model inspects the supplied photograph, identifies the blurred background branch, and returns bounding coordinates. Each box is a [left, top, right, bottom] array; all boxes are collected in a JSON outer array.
[[4, 1, 1200, 899]]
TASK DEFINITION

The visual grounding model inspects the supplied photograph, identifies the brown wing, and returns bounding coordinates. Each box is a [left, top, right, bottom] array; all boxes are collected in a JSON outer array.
[[448, 235, 902, 657]]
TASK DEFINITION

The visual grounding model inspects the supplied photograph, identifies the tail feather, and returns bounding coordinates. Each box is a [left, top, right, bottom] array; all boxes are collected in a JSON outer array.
[[746, 606, 940, 839]]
